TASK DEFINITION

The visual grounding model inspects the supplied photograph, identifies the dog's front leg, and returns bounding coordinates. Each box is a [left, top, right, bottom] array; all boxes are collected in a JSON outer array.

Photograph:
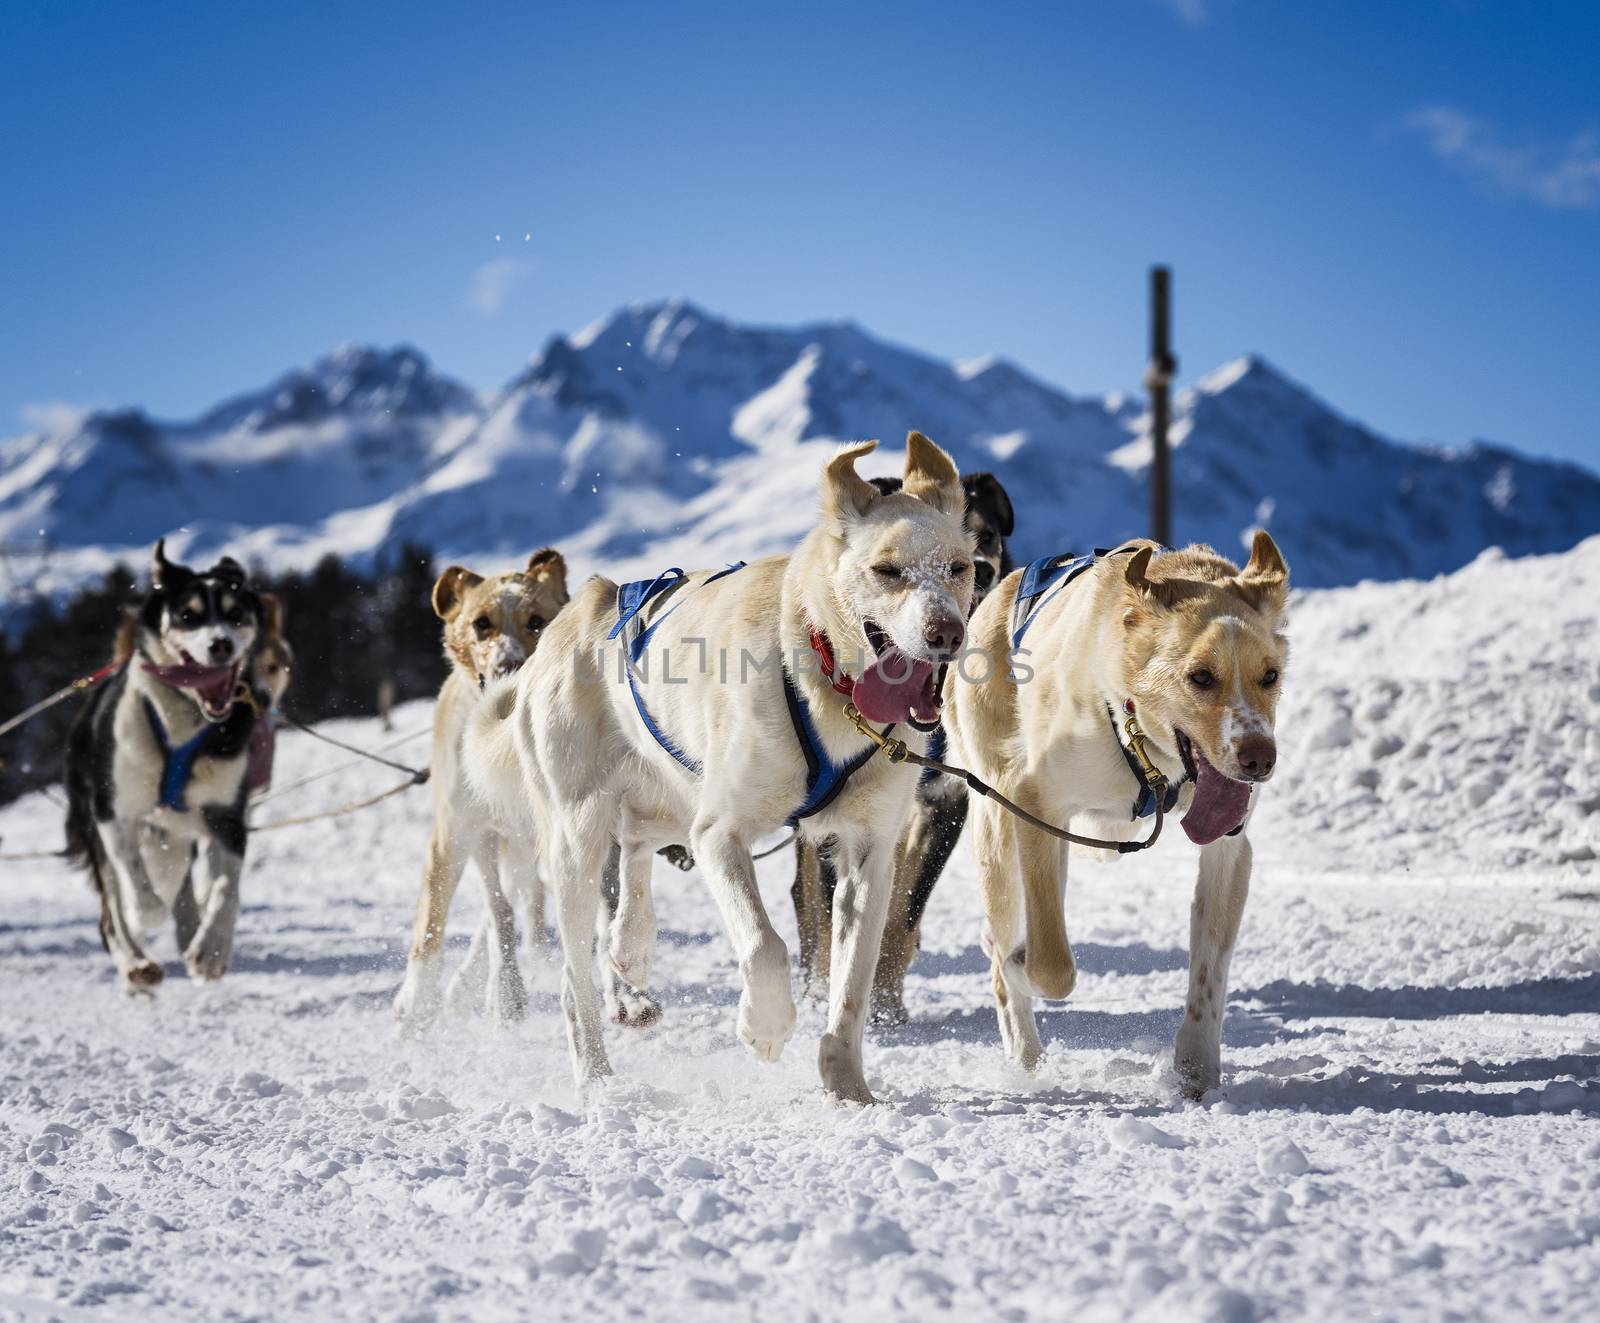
[[691, 816, 795, 1064], [1174, 828, 1252, 1099], [973, 798, 1045, 1070], [183, 816, 245, 981], [819, 837, 894, 1104], [605, 838, 662, 1028], [94, 820, 165, 990]]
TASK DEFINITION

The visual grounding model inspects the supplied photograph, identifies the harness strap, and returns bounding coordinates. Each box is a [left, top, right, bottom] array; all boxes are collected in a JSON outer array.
[[611, 564, 746, 777], [1009, 545, 1144, 650], [143, 698, 222, 812], [782, 665, 892, 822]]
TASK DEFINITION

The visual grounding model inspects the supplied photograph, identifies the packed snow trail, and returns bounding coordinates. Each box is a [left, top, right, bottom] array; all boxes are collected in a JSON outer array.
[[3, 541, 1599, 1321]]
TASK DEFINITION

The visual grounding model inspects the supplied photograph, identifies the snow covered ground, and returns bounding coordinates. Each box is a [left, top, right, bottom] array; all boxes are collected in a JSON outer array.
[[3, 542, 1599, 1321]]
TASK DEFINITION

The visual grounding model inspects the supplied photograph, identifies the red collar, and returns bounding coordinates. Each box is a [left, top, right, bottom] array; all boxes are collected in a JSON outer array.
[[807, 628, 856, 697]]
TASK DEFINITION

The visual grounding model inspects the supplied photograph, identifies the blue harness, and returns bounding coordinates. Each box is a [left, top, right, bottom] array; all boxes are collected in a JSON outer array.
[[610, 563, 891, 824], [143, 698, 225, 811], [1009, 545, 1183, 821]]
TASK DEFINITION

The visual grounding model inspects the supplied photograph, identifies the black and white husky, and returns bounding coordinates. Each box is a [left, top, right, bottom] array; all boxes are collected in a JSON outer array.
[[65, 540, 265, 990]]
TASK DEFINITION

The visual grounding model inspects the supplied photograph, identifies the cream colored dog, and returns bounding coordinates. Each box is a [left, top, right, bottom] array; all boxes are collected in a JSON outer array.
[[392, 549, 569, 1030], [466, 433, 975, 1102], [942, 533, 1289, 1097]]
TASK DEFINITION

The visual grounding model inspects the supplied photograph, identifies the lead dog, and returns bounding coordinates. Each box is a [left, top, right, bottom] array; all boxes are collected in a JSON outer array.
[[791, 470, 1015, 1023], [65, 541, 267, 989], [467, 433, 975, 1102], [393, 550, 570, 1030], [942, 532, 1289, 1095]]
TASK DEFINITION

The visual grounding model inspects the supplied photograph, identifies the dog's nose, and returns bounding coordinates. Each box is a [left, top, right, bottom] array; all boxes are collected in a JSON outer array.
[[974, 562, 996, 592], [493, 659, 520, 678], [923, 616, 965, 659], [1237, 734, 1276, 781], [208, 637, 234, 663]]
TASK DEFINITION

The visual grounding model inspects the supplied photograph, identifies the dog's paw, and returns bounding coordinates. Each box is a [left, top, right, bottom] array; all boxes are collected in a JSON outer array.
[[485, 970, 530, 1027], [124, 960, 165, 993], [185, 948, 230, 982], [1174, 1052, 1221, 1101], [607, 981, 662, 1029], [392, 959, 443, 1034], [869, 995, 910, 1028], [818, 1034, 876, 1106], [737, 990, 795, 1063]]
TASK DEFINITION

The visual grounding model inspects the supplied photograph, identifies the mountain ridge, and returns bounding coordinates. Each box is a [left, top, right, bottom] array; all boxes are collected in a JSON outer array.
[[2, 299, 1596, 607]]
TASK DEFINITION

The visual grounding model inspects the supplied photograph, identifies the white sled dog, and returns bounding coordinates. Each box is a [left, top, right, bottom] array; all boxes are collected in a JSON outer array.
[[942, 532, 1290, 1096], [392, 549, 570, 1030], [469, 433, 975, 1102]]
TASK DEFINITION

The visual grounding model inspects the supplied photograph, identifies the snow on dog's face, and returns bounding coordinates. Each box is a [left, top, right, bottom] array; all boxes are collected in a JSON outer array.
[[1120, 532, 1290, 846], [822, 433, 975, 731], [434, 548, 569, 687], [139, 540, 263, 720]]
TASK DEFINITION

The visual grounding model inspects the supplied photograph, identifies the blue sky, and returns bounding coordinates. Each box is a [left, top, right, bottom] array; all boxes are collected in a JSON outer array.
[[2, 0, 1596, 467]]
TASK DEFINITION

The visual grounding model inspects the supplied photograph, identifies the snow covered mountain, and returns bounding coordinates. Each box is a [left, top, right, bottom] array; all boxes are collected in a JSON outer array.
[[3, 299, 1596, 604]]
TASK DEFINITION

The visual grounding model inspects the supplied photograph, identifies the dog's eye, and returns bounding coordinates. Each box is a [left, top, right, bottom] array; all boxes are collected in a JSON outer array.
[[949, 561, 970, 578], [528, 614, 545, 632], [473, 616, 493, 637], [1189, 668, 1216, 690], [265, 664, 279, 676], [1261, 668, 1279, 688], [179, 608, 201, 626], [872, 564, 902, 582]]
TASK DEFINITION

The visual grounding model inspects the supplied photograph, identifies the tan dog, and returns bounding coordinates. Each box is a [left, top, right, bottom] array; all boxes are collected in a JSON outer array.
[[392, 549, 569, 1030], [943, 533, 1289, 1096], [464, 433, 975, 1102]]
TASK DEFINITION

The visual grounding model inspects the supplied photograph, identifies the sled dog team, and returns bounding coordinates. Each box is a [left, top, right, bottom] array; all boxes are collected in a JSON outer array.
[[66, 432, 1289, 1103]]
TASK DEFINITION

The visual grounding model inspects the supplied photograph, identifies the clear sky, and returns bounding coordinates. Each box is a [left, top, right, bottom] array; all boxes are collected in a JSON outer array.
[[2, 0, 1596, 467]]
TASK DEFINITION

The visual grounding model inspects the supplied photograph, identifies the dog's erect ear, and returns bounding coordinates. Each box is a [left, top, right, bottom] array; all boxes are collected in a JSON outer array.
[[1236, 529, 1290, 613], [902, 431, 962, 517], [259, 593, 286, 638], [1123, 544, 1180, 609], [432, 566, 484, 621], [821, 441, 882, 531], [210, 555, 247, 583], [963, 472, 1015, 537], [1243, 529, 1288, 583], [526, 547, 569, 603], [151, 538, 177, 589]]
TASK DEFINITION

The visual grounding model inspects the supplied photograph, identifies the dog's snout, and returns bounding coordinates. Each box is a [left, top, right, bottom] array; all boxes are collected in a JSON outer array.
[[208, 636, 234, 663], [923, 616, 964, 659], [974, 561, 997, 593], [1237, 734, 1276, 781]]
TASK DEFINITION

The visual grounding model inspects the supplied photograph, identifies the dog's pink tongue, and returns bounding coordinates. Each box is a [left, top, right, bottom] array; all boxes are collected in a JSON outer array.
[[1181, 749, 1253, 845], [852, 652, 936, 725], [147, 661, 237, 713]]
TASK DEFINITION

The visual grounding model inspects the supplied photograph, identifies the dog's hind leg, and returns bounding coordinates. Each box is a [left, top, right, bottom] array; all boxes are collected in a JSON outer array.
[[394, 813, 469, 1033], [550, 822, 614, 1093], [872, 789, 967, 1026], [973, 798, 1044, 1070], [605, 838, 662, 1028], [818, 834, 894, 1104], [93, 823, 164, 990], [692, 814, 795, 1065], [507, 844, 549, 953], [1174, 828, 1252, 1099], [449, 838, 529, 1025], [789, 837, 832, 999]]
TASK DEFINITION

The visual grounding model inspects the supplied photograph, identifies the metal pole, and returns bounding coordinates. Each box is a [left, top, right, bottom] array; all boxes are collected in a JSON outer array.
[[1145, 266, 1176, 547]]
